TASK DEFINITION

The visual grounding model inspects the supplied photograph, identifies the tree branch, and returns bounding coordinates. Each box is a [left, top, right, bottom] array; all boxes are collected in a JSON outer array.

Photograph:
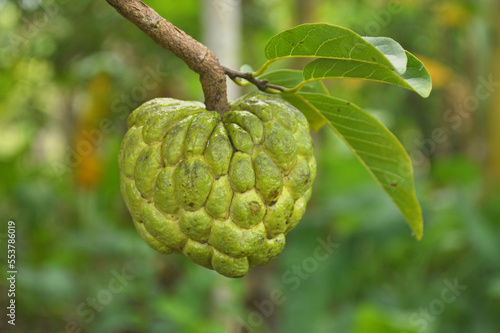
[[106, 0, 229, 114], [223, 67, 285, 93]]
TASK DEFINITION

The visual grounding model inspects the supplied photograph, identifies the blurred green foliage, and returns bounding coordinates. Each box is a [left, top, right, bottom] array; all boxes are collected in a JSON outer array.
[[0, 0, 499, 332]]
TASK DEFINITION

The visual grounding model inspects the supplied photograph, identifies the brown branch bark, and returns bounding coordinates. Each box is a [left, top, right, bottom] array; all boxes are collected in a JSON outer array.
[[106, 0, 229, 114]]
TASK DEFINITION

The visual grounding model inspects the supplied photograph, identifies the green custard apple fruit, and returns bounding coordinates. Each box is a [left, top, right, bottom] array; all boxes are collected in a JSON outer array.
[[118, 92, 316, 278]]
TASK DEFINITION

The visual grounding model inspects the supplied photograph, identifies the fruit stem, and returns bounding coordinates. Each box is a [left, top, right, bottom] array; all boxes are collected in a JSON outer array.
[[106, 0, 230, 115]]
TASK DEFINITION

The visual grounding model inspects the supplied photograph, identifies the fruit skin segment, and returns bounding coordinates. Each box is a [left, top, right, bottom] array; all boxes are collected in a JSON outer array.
[[118, 92, 316, 278]]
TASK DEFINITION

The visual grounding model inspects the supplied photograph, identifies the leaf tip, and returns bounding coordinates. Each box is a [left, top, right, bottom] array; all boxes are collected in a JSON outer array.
[[413, 226, 424, 241], [418, 83, 432, 98]]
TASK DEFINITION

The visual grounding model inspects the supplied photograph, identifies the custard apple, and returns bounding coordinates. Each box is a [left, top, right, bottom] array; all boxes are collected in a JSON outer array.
[[118, 92, 316, 278]]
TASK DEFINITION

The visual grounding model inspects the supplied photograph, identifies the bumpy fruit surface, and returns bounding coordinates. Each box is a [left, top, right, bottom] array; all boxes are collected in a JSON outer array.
[[118, 92, 316, 277]]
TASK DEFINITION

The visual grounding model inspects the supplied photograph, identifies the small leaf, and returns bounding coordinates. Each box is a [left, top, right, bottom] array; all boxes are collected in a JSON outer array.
[[258, 70, 327, 131], [292, 92, 423, 239], [240, 64, 254, 73], [302, 50, 432, 97], [264, 23, 396, 70]]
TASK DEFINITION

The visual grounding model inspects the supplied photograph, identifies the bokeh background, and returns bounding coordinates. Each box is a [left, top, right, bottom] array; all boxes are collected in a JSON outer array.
[[1, 0, 500, 332]]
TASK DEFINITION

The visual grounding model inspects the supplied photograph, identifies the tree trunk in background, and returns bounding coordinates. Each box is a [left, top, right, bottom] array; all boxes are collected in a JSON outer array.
[[292, 0, 318, 69], [202, 2, 243, 331], [296, 0, 318, 23], [202, 0, 242, 101], [485, 2, 500, 195]]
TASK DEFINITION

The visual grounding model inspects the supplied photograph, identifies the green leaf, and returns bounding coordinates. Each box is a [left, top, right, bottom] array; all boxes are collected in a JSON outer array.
[[257, 69, 304, 88], [302, 51, 432, 97], [292, 92, 423, 239], [258, 69, 329, 94], [399, 51, 433, 97], [264, 23, 397, 70], [363, 37, 407, 74], [258, 70, 327, 131], [240, 64, 254, 73], [282, 92, 326, 132]]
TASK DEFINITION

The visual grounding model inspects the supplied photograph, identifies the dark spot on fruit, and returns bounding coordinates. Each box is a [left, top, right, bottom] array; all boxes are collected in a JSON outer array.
[[299, 41, 304, 44], [188, 202, 194, 208], [346, 102, 351, 105], [249, 201, 261, 216], [372, 57, 376, 61], [391, 183, 398, 188], [337, 108, 340, 112]]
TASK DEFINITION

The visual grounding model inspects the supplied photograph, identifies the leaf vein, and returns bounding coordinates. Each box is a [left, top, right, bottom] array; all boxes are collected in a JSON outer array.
[[356, 150, 398, 163], [315, 35, 346, 56], [369, 166, 406, 181], [341, 135, 397, 152]]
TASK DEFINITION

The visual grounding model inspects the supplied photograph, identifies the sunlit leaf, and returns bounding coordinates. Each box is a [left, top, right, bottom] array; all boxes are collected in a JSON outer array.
[[363, 37, 407, 74], [302, 51, 432, 97], [264, 23, 398, 70]]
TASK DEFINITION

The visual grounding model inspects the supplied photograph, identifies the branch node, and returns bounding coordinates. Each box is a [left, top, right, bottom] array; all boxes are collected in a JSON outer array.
[[222, 67, 286, 93]]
